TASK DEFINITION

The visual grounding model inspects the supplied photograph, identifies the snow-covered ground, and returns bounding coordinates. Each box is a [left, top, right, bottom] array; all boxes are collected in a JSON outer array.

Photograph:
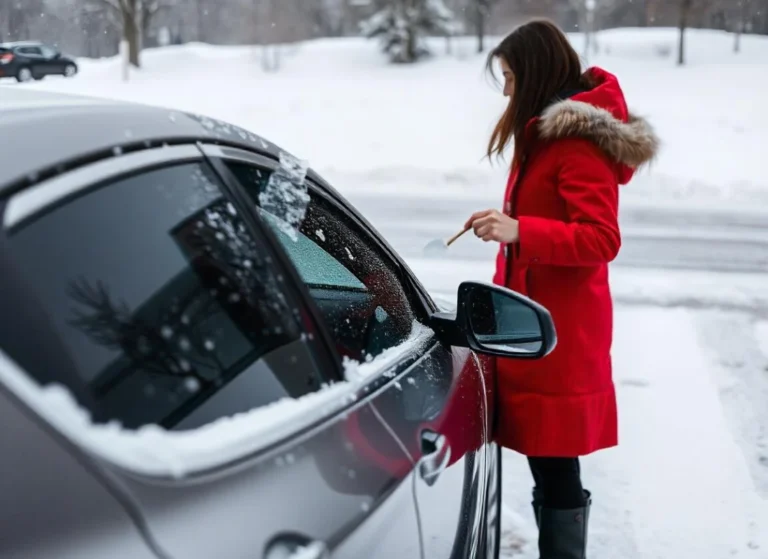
[[4, 26, 768, 558], [7, 27, 768, 212], [501, 307, 768, 558]]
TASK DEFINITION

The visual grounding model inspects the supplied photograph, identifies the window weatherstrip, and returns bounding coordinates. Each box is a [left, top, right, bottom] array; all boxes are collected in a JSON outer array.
[[3, 145, 202, 229], [198, 144, 277, 168]]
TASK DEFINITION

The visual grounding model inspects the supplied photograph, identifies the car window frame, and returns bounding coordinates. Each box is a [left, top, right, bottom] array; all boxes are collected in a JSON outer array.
[[17, 46, 43, 57], [201, 145, 446, 396], [3, 145, 341, 380], [0, 143, 384, 472], [199, 144, 437, 322]]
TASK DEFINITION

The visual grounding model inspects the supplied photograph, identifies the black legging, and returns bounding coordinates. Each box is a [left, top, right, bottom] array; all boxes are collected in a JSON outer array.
[[528, 457, 586, 510]]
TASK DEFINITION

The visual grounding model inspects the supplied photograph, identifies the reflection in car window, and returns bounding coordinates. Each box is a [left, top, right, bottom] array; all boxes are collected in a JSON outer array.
[[8, 162, 328, 431], [226, 161, 416, 362], [39, 45, 56, 58], [18, 47, 42, 56]]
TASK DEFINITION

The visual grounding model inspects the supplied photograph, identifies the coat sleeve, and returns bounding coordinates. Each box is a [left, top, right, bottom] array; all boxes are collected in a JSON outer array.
[[517, 138, 621, 267]]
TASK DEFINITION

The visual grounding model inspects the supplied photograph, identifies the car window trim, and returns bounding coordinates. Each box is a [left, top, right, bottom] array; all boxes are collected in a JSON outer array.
[[305, 177, 438, 319], [200, 145, 346, 386], [198, 144, 438, 318], [3, 145, 202, 231], [200, 144, 438, 382]]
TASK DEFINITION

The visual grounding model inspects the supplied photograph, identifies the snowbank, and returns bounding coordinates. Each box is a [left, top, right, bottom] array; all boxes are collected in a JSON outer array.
[[0, 322, 433, 478], [11, 28, 768, 212]]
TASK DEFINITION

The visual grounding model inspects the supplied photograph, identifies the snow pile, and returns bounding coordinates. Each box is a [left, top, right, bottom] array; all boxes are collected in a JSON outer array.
[[13, 27, 768, 211], [0, 322, 433, 478]]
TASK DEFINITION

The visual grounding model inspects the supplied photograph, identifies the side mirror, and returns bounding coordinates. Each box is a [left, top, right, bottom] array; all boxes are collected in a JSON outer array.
[[428, 281, 556, 359]]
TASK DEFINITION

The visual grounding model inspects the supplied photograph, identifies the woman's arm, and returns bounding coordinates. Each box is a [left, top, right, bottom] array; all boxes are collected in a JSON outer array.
[[518, 138, 620, 267]]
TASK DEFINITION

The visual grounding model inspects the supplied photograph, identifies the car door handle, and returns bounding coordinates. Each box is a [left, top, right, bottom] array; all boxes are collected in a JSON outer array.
[[264, 535, 329, 559], [418, 430, 451, 487]]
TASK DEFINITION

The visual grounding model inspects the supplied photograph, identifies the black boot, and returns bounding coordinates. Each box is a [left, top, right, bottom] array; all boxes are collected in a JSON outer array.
[[538, 491, 591, 559], [531, 487, 544, 528]]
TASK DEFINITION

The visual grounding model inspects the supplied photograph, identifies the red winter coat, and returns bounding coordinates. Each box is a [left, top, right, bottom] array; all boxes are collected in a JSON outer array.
[[492, 67, 659, 457]]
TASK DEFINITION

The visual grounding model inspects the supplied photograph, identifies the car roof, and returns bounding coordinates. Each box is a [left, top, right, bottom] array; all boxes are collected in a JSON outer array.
[[0, 88, 288, 196], [1, 41, 44, 48]]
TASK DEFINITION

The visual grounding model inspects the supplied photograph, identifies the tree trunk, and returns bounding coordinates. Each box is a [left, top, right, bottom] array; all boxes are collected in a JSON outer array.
[[763, 0, 768, 35], [677, 0, 691, 66], [123, 6, 141, 68], [734, 1, 748, 53], [645, 0, 656, 27], [196, 0, 204, 42], [407, 26, 417, 62], [476, 5, 486, 54]]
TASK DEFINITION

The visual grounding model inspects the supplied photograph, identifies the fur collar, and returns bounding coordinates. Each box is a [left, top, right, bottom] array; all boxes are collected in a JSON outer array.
[[538, 99, 659, 169]]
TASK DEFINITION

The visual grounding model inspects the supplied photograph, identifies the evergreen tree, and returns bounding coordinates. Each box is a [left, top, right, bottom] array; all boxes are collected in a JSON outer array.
[[361, 0, 460, 63]]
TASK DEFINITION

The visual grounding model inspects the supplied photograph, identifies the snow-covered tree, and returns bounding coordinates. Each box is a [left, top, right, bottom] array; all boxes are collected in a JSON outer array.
[[361, 0, 460, 63]]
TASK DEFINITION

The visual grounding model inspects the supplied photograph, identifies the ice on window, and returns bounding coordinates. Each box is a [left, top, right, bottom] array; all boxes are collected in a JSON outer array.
[[258, 152, 310, 242]]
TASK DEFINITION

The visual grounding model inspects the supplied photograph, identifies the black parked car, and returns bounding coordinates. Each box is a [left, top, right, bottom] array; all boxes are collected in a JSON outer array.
[[0, 41, 78, 82], [0, 88, 556, 559]]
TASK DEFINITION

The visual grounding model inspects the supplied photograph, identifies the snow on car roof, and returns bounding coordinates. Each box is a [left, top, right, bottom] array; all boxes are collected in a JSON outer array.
[[0, 89, 284, 195]]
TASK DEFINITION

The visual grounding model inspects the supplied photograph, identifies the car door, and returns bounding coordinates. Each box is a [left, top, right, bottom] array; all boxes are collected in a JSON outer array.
[[14, 46, 50, 75], [208, 145, 493, 559], [1, 145, 422, 559], [38, 45, 64, 74]]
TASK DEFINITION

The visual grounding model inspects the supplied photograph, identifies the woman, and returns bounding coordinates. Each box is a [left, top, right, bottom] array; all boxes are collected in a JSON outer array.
[[465, 20, 658, 557]]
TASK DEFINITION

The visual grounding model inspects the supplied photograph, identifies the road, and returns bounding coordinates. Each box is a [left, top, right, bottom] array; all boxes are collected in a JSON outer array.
[[346, 193, 768, 275]]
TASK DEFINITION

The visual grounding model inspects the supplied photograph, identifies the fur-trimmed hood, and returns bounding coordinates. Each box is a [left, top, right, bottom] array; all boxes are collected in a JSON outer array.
[[537, 67, 659, 183]]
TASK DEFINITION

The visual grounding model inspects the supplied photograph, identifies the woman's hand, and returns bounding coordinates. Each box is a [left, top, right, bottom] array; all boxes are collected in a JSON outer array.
[[465, 209, 520, 244]]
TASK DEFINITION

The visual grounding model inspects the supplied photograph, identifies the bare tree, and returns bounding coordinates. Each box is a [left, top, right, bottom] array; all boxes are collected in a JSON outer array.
[[0, 0, 46, 42], [678, 0, 693, 65], [306, 0, 346, 37], [85, 0, 176, 67], [733, 0, 751, 53], [473, 0, 498, 53]]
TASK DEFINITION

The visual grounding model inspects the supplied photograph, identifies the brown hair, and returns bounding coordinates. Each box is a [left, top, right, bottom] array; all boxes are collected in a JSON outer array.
[[487, 19, 585, 169]]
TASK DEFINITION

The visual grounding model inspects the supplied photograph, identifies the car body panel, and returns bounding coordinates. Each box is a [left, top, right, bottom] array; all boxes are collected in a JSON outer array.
[[0, 386, 159, 559], [0, 89, 500, 559], [107, 393, 422, 559]]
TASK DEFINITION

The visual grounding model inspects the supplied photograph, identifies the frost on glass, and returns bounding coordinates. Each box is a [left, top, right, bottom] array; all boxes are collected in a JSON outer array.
[[258, 152, 310, 242]]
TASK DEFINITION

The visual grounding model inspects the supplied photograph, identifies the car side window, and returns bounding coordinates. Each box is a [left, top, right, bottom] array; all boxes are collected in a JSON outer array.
[[39, 45, 56, 58], [18, 47, 42, 56], [7, 162, 331, 431], [225, 161, 416, 362]]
